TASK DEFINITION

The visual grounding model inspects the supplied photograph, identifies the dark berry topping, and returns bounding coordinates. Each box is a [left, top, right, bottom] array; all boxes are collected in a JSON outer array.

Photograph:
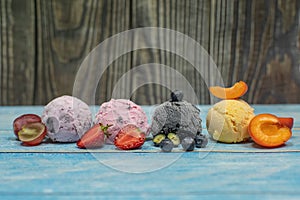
[[160, 138, 174, 152], [181, 137, 195, 151], [170, 90, 184, 102], [195, 135, 208, 148]]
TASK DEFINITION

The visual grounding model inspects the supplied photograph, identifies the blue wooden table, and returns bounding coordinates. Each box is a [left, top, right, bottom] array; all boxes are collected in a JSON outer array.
[[1, 105, 300, 199]]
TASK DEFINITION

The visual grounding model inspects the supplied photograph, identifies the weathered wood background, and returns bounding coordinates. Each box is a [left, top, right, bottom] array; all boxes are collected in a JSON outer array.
[[1, 0, 299, 105]]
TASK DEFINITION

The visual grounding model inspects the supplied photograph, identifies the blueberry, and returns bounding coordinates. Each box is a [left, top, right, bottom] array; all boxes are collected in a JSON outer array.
[[160, 138, 174, 152], [170, 90, 183, 102], [195, 135, 208, 148], [181, 137, 195, 151]]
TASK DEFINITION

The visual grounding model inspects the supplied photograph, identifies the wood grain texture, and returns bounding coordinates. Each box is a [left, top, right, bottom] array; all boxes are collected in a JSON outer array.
[[35, 0, 125, 104], [0, 0, 36, 105], [2, 152, 300, 199], [0, 0, 299, 105]]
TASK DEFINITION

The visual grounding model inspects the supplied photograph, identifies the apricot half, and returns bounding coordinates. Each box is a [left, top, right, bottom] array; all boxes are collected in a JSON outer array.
[[209, 81, 248, 99], [248, 114, 292, 148]]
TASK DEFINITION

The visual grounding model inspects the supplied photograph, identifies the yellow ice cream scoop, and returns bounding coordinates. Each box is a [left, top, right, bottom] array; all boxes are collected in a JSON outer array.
[[206, 99, 255, 143]]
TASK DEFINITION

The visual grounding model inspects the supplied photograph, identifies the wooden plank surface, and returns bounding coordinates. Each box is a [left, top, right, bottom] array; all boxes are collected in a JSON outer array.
[[1, 129, 300, 153], [1, 0, 300, 105], [1, 152, 300, 199], [0, 105, 300, 199]]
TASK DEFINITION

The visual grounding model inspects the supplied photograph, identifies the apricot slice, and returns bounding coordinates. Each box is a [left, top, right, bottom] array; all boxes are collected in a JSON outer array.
[[18, 122, 47, 146], [209, 81, 248, 99], [248, 114, 292, 148], [278, 117, 294, 129]]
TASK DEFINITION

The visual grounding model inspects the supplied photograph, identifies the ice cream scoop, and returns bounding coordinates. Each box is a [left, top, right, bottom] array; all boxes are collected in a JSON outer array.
[[94, 99, 150, 144], [206, 99, 255, 143], [41, 95, 92, 142], [151, 91, 202, 139]]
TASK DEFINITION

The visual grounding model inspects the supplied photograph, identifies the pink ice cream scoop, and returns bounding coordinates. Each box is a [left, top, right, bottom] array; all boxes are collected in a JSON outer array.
[[41, 95, 92, 142], [94, 99, 150, 144]]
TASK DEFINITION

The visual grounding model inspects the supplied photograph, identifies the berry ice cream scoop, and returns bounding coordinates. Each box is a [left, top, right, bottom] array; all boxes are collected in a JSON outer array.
[[41, 95, 92, 142], [94, 99, 150, 144]]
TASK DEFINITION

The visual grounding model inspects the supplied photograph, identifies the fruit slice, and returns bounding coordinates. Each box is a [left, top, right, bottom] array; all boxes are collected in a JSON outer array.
[[209, 81, 248, 99], [114, 124, 145, 150], [18, 122, 47, 146], [167, 133, 180, 147], [278, 117, 294, 129], [248, 114, 292, 148], [77, 123, 112, 149], [153, 134, 166, 147], [13, 114, 41, 139]]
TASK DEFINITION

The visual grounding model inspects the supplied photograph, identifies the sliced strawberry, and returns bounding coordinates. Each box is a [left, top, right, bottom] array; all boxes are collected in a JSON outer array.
[[114, 124, 145, 150], [77, 123, 112, 149]]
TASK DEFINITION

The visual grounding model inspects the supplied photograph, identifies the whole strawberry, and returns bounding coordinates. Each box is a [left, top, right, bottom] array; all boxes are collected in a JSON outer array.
[[114, 124, 145, 150], [77, 123, 112, 149]]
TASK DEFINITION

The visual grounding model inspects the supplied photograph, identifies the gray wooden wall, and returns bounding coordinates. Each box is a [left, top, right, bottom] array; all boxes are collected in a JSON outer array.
[[1, 0, 299, 105]]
